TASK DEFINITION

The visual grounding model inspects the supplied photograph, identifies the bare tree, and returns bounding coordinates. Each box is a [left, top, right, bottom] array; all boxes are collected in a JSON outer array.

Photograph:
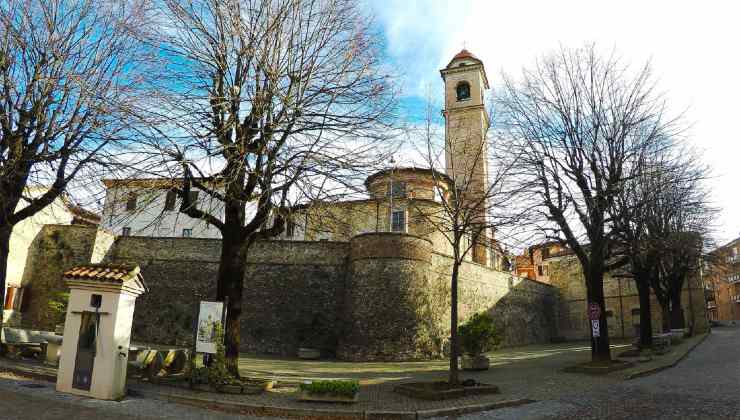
[[0, 0, 147, 331], [136, 0, 396, 374], [497, 45, 679, 362], [645, 160, 713, 332], [412, 94, 520, 384], [610, 147, 687, 346]]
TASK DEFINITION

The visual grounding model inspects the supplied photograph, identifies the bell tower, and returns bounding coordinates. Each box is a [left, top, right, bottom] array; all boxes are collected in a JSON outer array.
[[441, 49, 492, 265], [440, 49, 490, 205]]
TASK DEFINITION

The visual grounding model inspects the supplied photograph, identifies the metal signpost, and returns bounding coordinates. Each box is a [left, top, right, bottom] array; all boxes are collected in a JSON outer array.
[[588, 302, 601, 339]]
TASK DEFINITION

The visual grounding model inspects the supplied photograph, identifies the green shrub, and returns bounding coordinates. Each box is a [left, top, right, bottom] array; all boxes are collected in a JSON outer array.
[[299, 380, 360, 397], [47, 291, 69, 324], [207, 323, 238, 386], [458, 313, 501, 356]]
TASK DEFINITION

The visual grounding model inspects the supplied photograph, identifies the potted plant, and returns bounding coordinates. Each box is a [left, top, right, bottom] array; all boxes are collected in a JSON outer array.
[[299, 379, 360, 403], [459, 313, 501, 371]]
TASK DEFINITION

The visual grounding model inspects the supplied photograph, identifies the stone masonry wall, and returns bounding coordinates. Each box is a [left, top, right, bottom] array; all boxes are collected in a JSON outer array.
[[103, 236, 349, 356], [19, 226, 559, 360], [18, 225, 112, 330], [549, 256, 709, 341], [430, 253, 558, 348]]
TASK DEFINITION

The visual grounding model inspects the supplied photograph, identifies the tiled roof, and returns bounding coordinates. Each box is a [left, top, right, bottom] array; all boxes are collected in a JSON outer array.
[[453, 48, 478, 61], [63, 264, 139, 283], [446, 48, 482, 68]]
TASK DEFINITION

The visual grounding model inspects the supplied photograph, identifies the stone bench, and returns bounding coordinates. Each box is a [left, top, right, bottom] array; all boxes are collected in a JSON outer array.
[[1, 328, 59, 360]]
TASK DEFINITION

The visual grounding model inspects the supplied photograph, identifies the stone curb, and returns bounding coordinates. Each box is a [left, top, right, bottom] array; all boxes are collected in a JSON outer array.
[[0, 361, 537, 418], [415, 399, 536, 418], [624, 332, 710, 380], [135, 387, 536, 419]]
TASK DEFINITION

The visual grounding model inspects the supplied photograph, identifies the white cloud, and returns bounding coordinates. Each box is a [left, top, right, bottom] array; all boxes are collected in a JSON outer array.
[[371, 0, 740, 245]]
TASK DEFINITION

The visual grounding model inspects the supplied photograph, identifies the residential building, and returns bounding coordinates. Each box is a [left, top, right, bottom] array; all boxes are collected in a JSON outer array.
[[100, 179, 223, 239], [706, 236, 740, 321]]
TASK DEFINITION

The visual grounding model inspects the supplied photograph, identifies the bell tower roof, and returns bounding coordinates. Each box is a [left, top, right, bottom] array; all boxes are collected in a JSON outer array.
[[448, 49, 480, 65], [441, 49, 489, 89]]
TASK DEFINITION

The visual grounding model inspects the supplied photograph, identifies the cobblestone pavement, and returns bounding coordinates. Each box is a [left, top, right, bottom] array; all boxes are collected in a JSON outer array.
[[444, 326, 740, 419], [0, 374, 285, 420]]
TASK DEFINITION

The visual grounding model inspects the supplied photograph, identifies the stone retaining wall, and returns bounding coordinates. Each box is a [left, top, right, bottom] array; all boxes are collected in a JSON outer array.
[[18, 226, 559, 360]]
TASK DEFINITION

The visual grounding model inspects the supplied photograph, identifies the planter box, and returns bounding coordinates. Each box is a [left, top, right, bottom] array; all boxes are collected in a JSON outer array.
[[394, 382, 499, 401], [462, 355, 490, 371], [299, 391, 359, 403], [563, 360, 634, 375]]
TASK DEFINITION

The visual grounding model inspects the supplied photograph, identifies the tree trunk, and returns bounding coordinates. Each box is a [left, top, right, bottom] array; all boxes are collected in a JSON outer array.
[[660, 304, 671, 332], [635, 278, 653, 348], [449, 260, 460, 385], [585, 268, 611, 362], [0, 224, 12, 340], [217, 230, 247, 378], [670, 289, 685, 330]]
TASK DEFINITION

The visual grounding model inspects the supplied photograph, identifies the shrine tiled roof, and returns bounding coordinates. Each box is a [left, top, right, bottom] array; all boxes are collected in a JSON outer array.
[[64, 264, 148, 294]]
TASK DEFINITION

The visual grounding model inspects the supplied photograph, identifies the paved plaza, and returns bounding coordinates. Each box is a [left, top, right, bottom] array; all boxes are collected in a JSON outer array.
[[448, 325, 740, 419], [0, 327, 737, 418]]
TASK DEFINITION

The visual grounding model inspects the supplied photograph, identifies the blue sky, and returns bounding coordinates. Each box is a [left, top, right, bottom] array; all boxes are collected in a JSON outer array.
[[366, 0, 740, 246]]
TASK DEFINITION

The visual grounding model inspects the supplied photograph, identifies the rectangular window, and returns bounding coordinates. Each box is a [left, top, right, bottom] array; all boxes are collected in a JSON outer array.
[[182, 228, 193, 238], [121, 227, 131, 236], [389, 181, 406, 198], [391, 210, 406, 232], [164, 190, 177, 211], [537, 265, 543, 276], [126, 192, 137, 211]]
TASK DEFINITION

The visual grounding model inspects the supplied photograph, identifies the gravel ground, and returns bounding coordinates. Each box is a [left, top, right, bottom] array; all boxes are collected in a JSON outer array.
[[441, 326, 740, 420]]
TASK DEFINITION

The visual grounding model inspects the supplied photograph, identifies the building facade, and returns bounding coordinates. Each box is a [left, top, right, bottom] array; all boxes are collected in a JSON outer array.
[[515, 242, 709, 340], [100, 179, 223, 239], [706, 237, 740, 321], [3, 188, 99, 327]]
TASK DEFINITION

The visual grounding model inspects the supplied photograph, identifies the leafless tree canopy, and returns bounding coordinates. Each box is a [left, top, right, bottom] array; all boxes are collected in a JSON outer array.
[[611, 144, 712, 343], [137, 0, 397, 221], [131, 0, 397, 372], [410, 92, 521, 384], [497, 45, 681, 360], [0, 0, 148, 326]]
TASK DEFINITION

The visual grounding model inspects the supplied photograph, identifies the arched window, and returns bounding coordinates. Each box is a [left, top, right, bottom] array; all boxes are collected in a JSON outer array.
[[456, 81, 470, 101]]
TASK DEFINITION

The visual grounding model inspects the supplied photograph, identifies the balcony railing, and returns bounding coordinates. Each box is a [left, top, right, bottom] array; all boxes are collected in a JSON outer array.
[[728, 255, 740, 264], [732, 295, 740, 303]]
